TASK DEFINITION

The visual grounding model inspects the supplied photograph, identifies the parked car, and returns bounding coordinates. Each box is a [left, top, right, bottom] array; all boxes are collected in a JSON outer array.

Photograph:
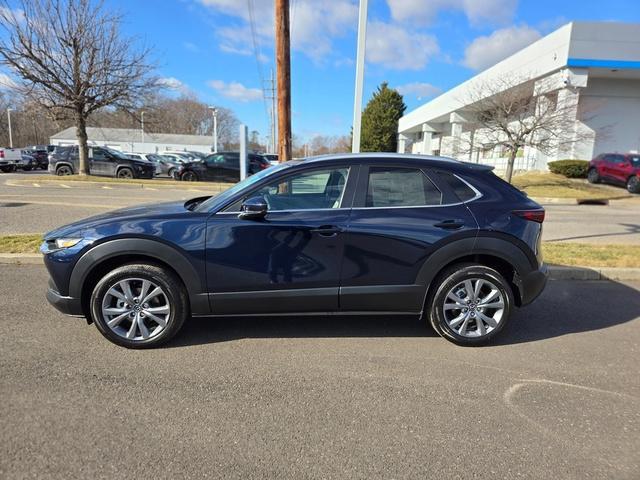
[[175, 151, 271, 182], [162, 151, 201, 162], [588, 153, 640, 193], [127, 153, 180, 177], [0, 147, 21, 172], [17, 152, 37, 171], [41, 153, 547, 349], [263, 153, 278, 166], [23, 145, 51, 169], [48, 146, 155, 179]]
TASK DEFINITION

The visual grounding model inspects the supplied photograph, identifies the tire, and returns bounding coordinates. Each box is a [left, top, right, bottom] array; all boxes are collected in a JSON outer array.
[[22, 166, 32, 171], [117, 167, 133, 179], [167, 168, 174, 179], [0, 166, 10, 173], [426, 263, 514, 346], [627, 175, 640, 194], [181, 170, 198, 182], [587, 168, 600, 184], [90, 263, 189, 349], [56, 165, 73, 176]]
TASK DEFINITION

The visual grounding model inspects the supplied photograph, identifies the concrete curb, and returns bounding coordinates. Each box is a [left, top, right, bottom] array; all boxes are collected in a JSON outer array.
[[1, 254, 639, 281]]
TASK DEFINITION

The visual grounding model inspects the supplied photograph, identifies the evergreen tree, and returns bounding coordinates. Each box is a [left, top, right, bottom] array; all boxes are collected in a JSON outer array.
[[360, 82, 406, 152]]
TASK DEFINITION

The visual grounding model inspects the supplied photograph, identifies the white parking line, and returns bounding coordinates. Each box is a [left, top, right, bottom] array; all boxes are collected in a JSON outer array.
[[102, 186, 112, 189], [59, 184, 71, 188], [32, 183, 41, 188], [145, 187, 157, 191]]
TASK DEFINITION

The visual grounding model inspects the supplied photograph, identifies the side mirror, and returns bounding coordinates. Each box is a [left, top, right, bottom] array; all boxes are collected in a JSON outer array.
[[239, 196, 268, 220]]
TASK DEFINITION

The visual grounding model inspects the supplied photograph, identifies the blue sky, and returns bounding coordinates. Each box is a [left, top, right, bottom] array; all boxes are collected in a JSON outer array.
[[4, 0, 640, 142]]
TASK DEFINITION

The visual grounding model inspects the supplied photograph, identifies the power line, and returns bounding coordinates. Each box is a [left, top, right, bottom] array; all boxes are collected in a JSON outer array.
[[246, 0, 270, 126]]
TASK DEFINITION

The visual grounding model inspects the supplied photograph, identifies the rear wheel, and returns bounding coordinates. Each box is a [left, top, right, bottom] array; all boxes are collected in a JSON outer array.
[[167, 168, 175, 179], [90, 263, 189, 348], [181, 170, 198, 182], [427, 263, 513, 346], [587, 168, 600, 184], [117, 167, 133, 179], [56, 165, 73, 176], [627, 175, 640, 194]]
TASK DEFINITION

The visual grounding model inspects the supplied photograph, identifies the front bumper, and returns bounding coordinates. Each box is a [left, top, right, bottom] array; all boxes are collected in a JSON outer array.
[[517, 263, 548, 306], [46, 287, 83, 316]]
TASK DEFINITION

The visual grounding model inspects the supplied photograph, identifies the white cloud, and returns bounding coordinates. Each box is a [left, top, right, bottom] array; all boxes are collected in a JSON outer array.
[[0, 73, 18, 90], [157, 76, 191, 94], [463, 25, 541, 71], [396, 82, 441, 100], [386, 0, 518, 26], [199, 0, 357, 63], [208, 80, 263, 102], [366, 21, 439, 70]]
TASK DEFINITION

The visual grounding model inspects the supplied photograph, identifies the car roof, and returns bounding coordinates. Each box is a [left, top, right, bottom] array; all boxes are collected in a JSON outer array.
[[293, 153, 492, 172]]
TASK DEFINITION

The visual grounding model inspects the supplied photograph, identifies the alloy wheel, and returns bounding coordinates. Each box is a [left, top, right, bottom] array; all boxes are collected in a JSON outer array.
[[442, 278, 505, 338], [101, 277, 171, 341], [118, 169, 133, 179]]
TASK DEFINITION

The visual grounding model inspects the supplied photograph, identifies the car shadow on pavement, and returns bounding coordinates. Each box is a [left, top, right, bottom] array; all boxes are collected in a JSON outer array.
[[168, 279, 640, 348]]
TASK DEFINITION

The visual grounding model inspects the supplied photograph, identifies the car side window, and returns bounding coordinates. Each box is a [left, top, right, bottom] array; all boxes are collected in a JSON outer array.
[[366, 167, 442, 208], [206, 154, 225, 166], [92, 148, 108, 161], [436, 172, 477, 202], [225, 167, 350, 212], [606, 154, 625, 164]]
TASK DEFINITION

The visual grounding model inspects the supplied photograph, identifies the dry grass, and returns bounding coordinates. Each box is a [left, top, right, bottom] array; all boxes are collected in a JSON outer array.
[[0, 234, 42, 254], [23, 174, 232, 191], [511, 172, 628, 200], [542, 243, 640, 268]]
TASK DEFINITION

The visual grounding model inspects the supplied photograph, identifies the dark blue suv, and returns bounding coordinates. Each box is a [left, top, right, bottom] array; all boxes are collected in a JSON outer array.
[[42, 154, 547, 348]]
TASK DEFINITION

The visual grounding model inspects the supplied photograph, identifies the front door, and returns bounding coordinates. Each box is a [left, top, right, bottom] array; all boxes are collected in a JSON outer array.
[[90, 147, 114, 176], [339, 165, 478, 313], [205, 165, 354, 314]]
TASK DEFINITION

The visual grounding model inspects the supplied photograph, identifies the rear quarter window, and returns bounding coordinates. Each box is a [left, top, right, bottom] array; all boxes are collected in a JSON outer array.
[[437, 172, 477, 202]]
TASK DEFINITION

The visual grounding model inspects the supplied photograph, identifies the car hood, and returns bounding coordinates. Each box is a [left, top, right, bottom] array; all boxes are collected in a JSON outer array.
[[44, 200, 192, 239]]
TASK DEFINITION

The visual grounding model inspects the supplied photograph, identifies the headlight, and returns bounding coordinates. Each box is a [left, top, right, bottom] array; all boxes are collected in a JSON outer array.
[[54, 238, 83, 249]]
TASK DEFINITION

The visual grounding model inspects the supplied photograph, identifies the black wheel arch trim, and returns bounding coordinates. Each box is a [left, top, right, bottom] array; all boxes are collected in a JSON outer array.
[[415, 235, 537, 308], [68, 237, 209, 314]]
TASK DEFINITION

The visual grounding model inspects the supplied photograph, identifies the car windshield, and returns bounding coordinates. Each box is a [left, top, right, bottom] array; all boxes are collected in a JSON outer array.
[[193, 162, 292, 212], [630, 156, 640, 167], [104, 147, 132, 160]]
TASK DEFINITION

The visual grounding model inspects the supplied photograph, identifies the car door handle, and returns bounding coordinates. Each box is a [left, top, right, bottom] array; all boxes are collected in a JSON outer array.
[[434, 220, 465, 230], [310, 225, 342, 236]]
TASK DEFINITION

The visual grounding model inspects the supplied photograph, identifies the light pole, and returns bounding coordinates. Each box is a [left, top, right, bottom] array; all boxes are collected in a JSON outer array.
[[7, 108, 13, 148], [140, 111, 145, 144], [208, 106, 218, 152], [351, 0, 368, 153]]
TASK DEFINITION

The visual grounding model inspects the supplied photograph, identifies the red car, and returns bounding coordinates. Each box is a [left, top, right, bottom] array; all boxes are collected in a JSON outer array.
[[588, 153, 640, 194]]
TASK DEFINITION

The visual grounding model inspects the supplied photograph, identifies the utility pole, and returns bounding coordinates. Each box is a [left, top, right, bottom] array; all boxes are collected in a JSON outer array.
[[208, 106, 218, 152], [264, 69, 277, 154], [275, 0, 291, 162], [352, 0, 368, 153], [140, 111, 145, 144], [7, 108, 13, 148]]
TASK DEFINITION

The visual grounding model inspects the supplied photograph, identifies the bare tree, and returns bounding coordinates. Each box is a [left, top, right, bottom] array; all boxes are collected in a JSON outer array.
[[459, 77, 596, 182], [0, 0, 157, 175]]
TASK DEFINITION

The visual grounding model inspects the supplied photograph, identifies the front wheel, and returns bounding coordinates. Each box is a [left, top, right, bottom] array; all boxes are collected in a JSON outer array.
[[90, 263, 189, 348], [587, 168, 600, 184], [56, 165, 73, 176], [426, 263, 513, 346], [116, 167, 133, 179], [181, 170, 198, 182], [627, 176, 640, 194]]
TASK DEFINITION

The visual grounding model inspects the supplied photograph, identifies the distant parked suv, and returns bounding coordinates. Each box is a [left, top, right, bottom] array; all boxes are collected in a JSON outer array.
[[23, 145, 51, 170], [49, 146, 155, 179], [588, 153, 640, 193], [175, 151, 270, 181]]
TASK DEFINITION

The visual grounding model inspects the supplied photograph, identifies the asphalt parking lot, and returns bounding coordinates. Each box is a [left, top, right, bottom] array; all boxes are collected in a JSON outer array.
[[1, 264, 639, 479]]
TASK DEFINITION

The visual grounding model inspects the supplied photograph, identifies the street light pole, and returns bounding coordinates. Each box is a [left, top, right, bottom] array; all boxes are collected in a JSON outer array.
[[140, 111, 145, 144], [7, 108, 13, 148], [351, 0, 368, 153], [209, 106, 218, 152]]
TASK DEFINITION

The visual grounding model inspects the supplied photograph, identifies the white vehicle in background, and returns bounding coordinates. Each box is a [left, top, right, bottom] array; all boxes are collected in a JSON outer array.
[[161, 151, 202, 162], [0, 147, 21, 173]]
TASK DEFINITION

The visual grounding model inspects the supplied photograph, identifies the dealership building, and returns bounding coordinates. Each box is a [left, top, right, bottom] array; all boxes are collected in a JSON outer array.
[[398, 22, 640, 171], [50, 127, 214, 154]]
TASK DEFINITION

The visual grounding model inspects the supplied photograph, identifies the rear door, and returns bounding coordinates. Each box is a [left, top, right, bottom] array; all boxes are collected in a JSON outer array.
[[339, 163, 478, 313], [606, 154, 629, 184]]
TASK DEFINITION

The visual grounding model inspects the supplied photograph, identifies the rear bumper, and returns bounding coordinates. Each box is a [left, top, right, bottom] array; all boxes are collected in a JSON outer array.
[[517, 263, 548, 306], [46, 287, 83, 316]]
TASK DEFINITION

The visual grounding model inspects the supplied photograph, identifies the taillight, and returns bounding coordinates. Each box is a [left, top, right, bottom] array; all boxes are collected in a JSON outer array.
[[512, 209, 545, 223], [0, 150, 4, 158], [260, 162, 269, 169]]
